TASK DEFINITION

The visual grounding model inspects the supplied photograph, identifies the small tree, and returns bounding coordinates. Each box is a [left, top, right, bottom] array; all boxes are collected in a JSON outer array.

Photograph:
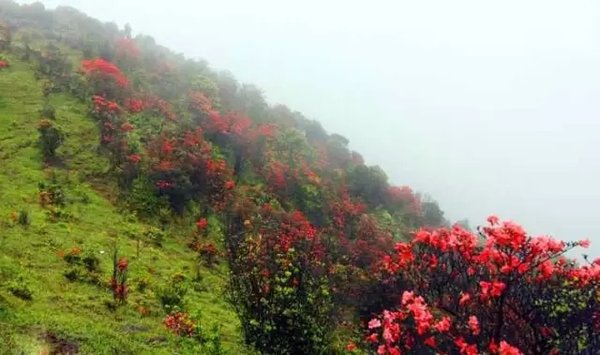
[[37, 119, 64, 158], [110, 249, 128, 304]]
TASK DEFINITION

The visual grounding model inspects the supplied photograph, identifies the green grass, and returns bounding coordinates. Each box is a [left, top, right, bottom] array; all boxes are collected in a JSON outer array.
[[0, 52, 248, 354]]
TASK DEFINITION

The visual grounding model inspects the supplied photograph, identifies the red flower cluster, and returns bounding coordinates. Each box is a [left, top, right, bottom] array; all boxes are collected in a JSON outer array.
[[196, 217, 208, 231], [110, 256, 128, 303], [363, 216, 599, 354], [92, 95, 121, 115], [81, 58, 128, 87], [127, 154, 141, 164], [0, 60, 8, 69], [164, 312, 197, 337], [124, 98, 145, 113], [117, 257, 128, 272]]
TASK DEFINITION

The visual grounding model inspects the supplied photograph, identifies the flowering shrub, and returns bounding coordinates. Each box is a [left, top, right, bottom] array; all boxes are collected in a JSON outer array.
[[226, 196, 334, 354], [81, 58, 128, 87], [193, 242, 218, 267], [164, 311, 197, 337], [124, 98, 145, 113], [0, 59, 8, 69], [362, 217, 599, 354], [145, 130, 234, 213], [80, 58, 128, 101]]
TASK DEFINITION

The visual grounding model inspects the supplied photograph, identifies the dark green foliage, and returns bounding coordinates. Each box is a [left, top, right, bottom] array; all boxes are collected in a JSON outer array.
[[126, 177, 170, 218], [348, 165, 389, 208], [420, 196, 447, 227], [17, 209, 29, 226], [157, 274, 188, 313], [40, 101, 55, 119], [37, 118, 64, 158], [62, 248, 102, 285], [144, 226, 166, 247], [35, 43, 73, 91], [8, 277, 33, 300]]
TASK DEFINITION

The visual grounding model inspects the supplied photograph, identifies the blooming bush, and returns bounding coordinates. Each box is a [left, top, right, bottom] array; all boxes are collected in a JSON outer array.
[[362, 217, 599, 354], [164, 311, 197, 337], [226, 196, 334, 354], [80, 58, 128, 100]]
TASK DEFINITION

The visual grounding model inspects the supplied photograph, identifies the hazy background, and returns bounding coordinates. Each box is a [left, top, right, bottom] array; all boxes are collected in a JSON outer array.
[[25, 0, 600, 257]]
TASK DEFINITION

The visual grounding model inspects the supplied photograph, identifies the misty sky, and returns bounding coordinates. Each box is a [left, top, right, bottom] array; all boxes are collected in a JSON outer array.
[[24, 0, 600, 257]]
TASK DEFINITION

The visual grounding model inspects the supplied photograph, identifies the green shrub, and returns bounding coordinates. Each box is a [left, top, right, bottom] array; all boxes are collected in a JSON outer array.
[[38, 180, 67, 207], [17, 209, 30, 226], [157, 273, 188, 313], [8, 278, 33, 300], [126, 177, 169, 218], [40, 102, 56, 119], [144, 226, 166, 247], [37, 119, 64, 158], [62, 248, 101, 284]]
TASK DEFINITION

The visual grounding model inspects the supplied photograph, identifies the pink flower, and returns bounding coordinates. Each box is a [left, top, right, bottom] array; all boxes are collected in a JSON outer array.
[[468, 315, 480, 335], [459, 292, 471, 306], [368, 318, 382, 329], [401, 291, 415, 305], [434, 316, 451, 333], [579, 239, 591, 248], [487, 215, 499, 225]]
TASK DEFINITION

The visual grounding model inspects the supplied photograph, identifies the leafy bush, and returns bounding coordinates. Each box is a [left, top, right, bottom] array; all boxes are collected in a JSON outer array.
[[17, 209, 30, 226], [61, 248, 102, 285], [144, 226, 166, 247], [157, 273, 188, 313], [38, 180, 67, 207]]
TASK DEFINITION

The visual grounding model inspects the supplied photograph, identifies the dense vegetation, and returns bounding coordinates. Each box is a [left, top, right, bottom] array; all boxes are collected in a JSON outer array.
[[0, 1, 598, 354]]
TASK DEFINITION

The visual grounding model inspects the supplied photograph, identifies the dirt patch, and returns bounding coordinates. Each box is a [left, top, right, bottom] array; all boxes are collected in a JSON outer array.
[[41, 332, 80, 355]]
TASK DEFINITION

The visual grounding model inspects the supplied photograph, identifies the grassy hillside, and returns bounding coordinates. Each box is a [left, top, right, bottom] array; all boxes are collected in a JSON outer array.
[[0, 53, 248, 354]]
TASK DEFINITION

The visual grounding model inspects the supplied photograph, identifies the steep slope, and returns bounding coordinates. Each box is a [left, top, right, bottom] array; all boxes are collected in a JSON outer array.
[[0, 2, 449, 354], [0, 53, 246, 354]]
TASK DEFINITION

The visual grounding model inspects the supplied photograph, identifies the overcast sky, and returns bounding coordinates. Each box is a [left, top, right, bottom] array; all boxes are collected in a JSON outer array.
[[26, 0, 600, 257]]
